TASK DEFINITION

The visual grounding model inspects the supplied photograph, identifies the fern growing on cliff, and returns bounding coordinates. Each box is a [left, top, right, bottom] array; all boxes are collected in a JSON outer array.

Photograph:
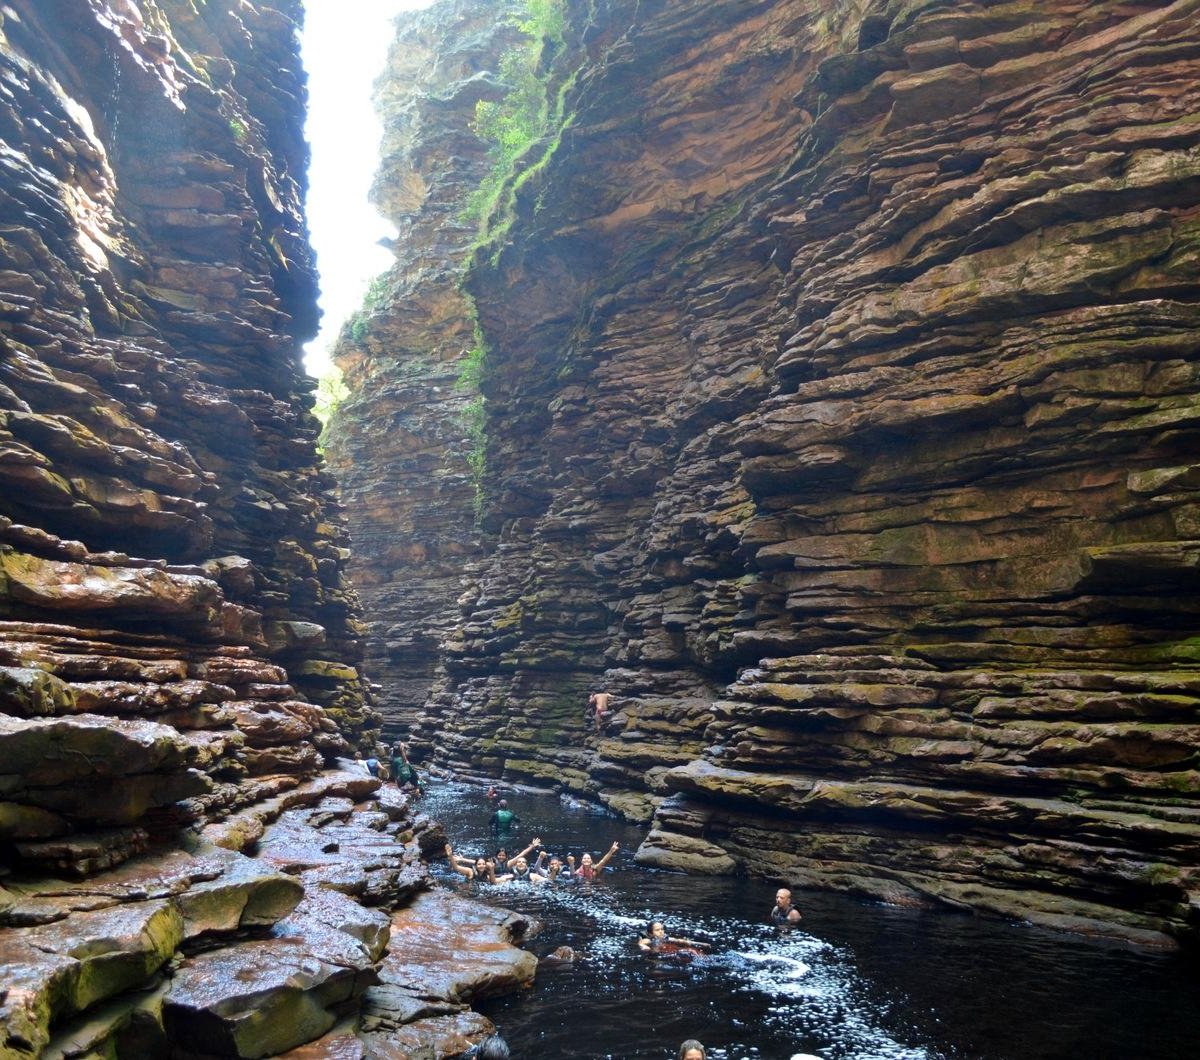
[[463, 0, 566, 236]]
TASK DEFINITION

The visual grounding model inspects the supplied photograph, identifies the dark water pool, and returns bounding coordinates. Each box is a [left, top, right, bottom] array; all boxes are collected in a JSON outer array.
[[422, 782, 1200, 1060]]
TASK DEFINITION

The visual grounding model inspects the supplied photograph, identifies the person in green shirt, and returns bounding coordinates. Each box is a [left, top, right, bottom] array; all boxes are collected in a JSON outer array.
[[390, 742, 423, 795], [489, 798, 519, 834]]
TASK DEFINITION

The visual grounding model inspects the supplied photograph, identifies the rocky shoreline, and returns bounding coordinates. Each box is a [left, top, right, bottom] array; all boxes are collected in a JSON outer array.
[[1, 771, 537, 1059]]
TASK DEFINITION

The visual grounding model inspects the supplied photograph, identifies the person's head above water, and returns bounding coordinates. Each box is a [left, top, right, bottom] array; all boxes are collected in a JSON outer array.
[[678, 1040, 706, 1060], [776, 887, 793, 908], [647, 921, 666, 938], [472, 1034, 511, 1059], [498, 799, 508, 809]]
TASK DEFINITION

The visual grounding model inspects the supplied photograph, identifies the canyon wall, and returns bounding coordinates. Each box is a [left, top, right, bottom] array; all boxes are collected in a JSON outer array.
[[324, 0, 524, 744], [338, 0, 1200, 947], [0, 3, 529, 1055]]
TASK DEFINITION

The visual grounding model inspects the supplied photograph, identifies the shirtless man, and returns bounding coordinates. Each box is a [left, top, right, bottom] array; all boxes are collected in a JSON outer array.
[[770, 887, 802, 924], [589, 690, 610, 733]]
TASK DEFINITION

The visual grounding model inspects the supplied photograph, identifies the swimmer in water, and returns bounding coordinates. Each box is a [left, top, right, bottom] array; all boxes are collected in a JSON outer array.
[[678, 1040, 706, 1060], [490, 837, 542, 882], [531, 850, 571, 883], [443, 843, 497, 883], [638, 920, 710, 954], [770, 887, 802, 925], [573, 841, 619, 881]]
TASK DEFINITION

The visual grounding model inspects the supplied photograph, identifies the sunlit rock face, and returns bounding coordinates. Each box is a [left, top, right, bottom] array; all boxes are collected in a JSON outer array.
[[351, 0, 1200, 945], [324, 0, 526, 744], [0, 0, 379, 868], [0, 2, 448, 1055]]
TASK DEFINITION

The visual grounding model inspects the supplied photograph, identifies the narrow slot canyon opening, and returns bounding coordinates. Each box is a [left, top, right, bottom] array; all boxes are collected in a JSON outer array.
[[1, 0, 1199, 1057]]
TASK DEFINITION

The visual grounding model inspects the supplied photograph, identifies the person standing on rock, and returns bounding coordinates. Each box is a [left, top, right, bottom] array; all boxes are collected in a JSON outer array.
[[770, 887, 802, 925], [588, 689, 611, 733], [390, 742, 423, 795]]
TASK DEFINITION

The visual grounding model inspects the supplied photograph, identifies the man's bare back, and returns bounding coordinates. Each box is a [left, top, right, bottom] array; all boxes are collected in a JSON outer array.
[[591, 691, 610, 732]]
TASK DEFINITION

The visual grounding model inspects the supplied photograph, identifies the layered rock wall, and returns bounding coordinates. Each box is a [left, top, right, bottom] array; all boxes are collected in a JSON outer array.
[[324, 0, 525, 745], [344, 0, 1200, 945], [0, 2, 520, 1055], [0, 0, 375, 875]]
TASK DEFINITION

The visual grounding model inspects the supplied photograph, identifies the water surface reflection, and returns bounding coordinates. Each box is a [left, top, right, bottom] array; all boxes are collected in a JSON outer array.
[[422, 783, 1200, 1059]]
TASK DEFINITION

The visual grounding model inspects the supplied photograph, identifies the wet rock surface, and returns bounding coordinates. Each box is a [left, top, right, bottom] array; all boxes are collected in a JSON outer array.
[[0, 0, 537, 1055], [0, 777, 528, 1059], [339, 0, 1200, 946], [359, 889, 538, 1058]]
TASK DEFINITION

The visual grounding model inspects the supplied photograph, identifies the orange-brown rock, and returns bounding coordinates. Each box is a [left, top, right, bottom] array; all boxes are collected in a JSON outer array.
[[0, 2, 538, 1057], [341, 0, 1200, 946]]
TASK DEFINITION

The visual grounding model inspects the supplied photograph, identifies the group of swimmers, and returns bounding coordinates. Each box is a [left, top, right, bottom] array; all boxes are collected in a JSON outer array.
[[446, 788, 810, 1058], [444, 833, 621, 886]]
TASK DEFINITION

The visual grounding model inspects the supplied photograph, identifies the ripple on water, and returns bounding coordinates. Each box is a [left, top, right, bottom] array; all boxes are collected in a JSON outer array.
[[423, 784, 941, 1058], [421, 782, 1200, 1060]]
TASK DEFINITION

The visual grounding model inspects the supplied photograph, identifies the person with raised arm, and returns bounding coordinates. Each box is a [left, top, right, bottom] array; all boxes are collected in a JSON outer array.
[[573, 840, 619, 881], [489, 836, 542, 882], [444, 843, 497, 883]]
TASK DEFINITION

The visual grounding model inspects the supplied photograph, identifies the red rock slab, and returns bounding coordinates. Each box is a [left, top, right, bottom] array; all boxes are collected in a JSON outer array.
[[360, 1010, 495, 1059], [278, 1031, 366, 1060], [377, 888, 537, 1004]]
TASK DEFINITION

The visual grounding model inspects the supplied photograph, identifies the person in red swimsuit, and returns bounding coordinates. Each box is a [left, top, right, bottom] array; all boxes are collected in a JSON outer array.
[[573, 840, 619, 880]]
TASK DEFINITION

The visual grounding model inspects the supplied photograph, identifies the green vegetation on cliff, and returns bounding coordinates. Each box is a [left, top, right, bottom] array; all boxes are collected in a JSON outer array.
[[463, 0, 567, 247], [313, 366, 349, 452], [456, 1, 572, 515]]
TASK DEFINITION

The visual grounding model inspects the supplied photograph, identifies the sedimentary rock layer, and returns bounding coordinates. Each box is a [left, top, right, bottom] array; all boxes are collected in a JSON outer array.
[[0, 3, 542, 1055], [0, 0, 378, 871], [0, 2, 440, 1055], [324, 0, 526, 743], [344, 0, 1200, 945]]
